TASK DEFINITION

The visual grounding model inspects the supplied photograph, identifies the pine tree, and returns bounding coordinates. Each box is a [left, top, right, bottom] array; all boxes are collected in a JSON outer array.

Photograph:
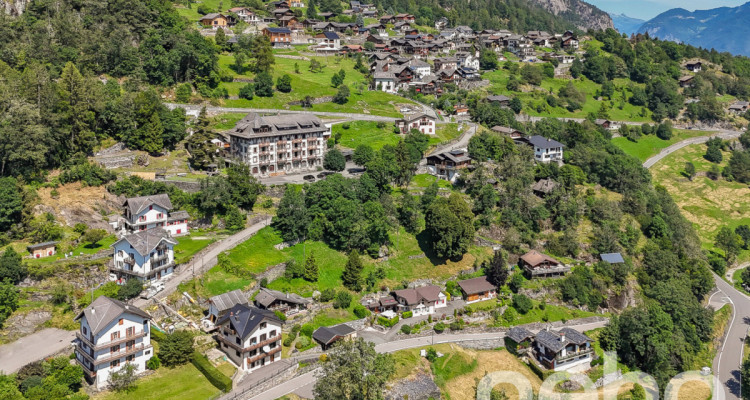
[[215, 27, 227, 49], [306, 0, 318, 20], [484, 250, 509, 288], [304, 251, 319, 282], [186, 107, 215, 169], [342, 249, 363, 291], [135, 113, 164, 154]]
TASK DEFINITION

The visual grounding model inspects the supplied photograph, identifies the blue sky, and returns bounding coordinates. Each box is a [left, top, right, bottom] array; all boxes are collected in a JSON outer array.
[[586, 0, 748, 20]]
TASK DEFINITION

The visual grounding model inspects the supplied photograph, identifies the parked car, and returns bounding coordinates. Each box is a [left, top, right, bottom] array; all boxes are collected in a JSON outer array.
[[303, 175, 316, 182], [140, 282, 165, 299]]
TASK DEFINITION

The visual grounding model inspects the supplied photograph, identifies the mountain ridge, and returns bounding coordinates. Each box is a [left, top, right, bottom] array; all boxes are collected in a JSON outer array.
[[529, 0, 614, 30], [638, 2, 750, 56], [609, 12, 645, 35]]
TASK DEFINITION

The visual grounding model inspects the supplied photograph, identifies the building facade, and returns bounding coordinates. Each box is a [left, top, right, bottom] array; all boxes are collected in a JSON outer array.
[[121, 194, 188, 237], [74, 296, 153, 389], [229, 113, 331, 177], [396, 113, 436, 135], [110, 229, 177, 283], [216, 304, 283, 372]]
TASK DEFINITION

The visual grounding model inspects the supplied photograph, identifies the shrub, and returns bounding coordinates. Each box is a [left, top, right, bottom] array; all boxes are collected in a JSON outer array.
[[191, 352, 232, 392], [512, 294, 533, 314], [402, 311, 413, 319], [274, 310, 287, 321], [353, 304, 369, 318], [300, 324, 315, 337], [342, 123, 351, 129], [319, 353, 328, 362], [239, 83, 254, 100], [433, 322, 446, 333], [425, 347, 438, 362], [159, 330, 194, 367], [146, 355, 161, 370], [333, 290, 352, 309], [283, 336, 295, 347], [320, 288, 336, 302], [400, 324, 412, 334], [295, 335, 311, 349], [449, 319, 465, 331], [377, 315, 399, 327]]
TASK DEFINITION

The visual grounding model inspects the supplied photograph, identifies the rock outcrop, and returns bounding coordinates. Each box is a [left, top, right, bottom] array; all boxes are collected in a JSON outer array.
[[1, 0, 28, 16], [530, 0, 614, 31]]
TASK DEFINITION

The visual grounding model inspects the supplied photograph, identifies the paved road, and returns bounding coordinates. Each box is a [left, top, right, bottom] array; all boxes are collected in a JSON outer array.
[[168, 104, 400, 123], [243, 320, 608, 400], [712, 274, 750, 400], [642, 130, 744, 169], [0, 328, 76, 373], [133, 218, 272, 308]]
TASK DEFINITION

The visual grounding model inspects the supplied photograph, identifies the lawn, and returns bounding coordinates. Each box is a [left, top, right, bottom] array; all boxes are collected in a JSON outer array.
[[410, 174, 453, 189], [174, 235, 217, 265], [26, 234, 118, 266], [334, 121, 464, 151], [212, 55, 414, 117], [612, 129, 712, 162], [498, 300, 599, 327], [95, 364, 220, 400], [650, 144, 750, 261], [210, 113, 247, 131], [174, 0, 231, 23]]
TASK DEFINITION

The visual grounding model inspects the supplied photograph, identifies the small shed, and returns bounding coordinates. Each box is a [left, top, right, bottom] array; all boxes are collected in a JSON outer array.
[[312, 323, 357, 350], [27, 241, 58, 258]]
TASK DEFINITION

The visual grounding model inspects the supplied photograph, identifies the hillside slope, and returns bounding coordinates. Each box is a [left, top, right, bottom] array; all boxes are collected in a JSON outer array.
[[529, 0, 614, 30], [638, 2, 750, 56]]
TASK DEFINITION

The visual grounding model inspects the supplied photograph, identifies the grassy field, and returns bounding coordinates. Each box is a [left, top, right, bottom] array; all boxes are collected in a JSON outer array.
[[212, 55, 414, 117], [482, 69, 652, 122], [612, 129, 712, 162], [174, 235, 216, 265], [334, 121, 463, 151], [650, 144, 750, 261], [25, 235, 118, 266], [95, 364, 220, 400]]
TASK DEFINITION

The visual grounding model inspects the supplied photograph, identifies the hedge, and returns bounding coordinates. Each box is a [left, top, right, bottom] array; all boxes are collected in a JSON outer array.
[[402, 311, 413, 319], [191, 352, 233, 392], [526, 359, 553, 380]]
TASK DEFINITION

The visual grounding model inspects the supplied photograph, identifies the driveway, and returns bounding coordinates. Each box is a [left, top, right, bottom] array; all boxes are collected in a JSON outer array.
[[0, 329, 76, 373], [712, 274, 750, 400], [642, 130, 744, 169]]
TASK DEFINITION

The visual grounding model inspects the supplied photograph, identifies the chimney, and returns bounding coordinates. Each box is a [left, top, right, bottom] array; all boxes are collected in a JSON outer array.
[[560, 332, 565, 342], [547, 138, 551, 142]]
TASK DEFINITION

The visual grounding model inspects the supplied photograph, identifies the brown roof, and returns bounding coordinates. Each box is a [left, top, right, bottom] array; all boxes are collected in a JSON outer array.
[[520, 250, 560, 268], [457, 276, 496, 295], [393, 285, 443, 305]]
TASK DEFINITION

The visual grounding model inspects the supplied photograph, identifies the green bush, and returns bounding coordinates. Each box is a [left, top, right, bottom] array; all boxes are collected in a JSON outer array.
[[274, 310, 287, 321], [295, 335, 311, 349], [300, 324, 315, 337], [433, 322, 446, 333], [449, 319, 465, 331], [512, 294, 533, 314], [283, 336, 295, 347], [353, 304, 369, 318], [400, 324, 412, 334], [320, 288, 336, 302], [402, 311, 413, 319], [426, 347, 438, 362], [159, 330, 194, 367], [146, 355, 161, 370], [191, 352, 232, 392], [377, 315, 399, 327], [333, 291, 352, 309]]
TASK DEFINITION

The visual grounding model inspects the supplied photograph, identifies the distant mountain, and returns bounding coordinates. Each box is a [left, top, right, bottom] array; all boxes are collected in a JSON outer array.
[[529, 0, 614, 31], [609, 13, 645, 35], [638, 2, 750, 56]]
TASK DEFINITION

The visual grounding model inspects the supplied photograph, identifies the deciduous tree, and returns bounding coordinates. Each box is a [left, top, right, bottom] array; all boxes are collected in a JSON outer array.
[[313, 338, 394, 400]]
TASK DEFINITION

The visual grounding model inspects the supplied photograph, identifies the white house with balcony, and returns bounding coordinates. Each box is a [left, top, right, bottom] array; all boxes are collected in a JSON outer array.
[[74, 296, 153, 389], [533, 328, 593, 372], [120, 194, 189, 237], [110, 229, 177, 284], [395, 113, 437, 135], [523, 135, 564, 163], [216, 303, 283, 372], [392, 285, 447, 316]]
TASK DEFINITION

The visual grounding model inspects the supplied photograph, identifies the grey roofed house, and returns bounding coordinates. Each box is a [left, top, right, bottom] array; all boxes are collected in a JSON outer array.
[[525, 135, 564, 150], [265, 27, 292, 34], [534, 328, 591, 353], [216, 303, 282, 340], [200, 13, 225, 21], [487, 95, 511, 103], [532, 178, 559, 195], [75, 296, 150, 336], [320, 31, 340, 40], [113, 229, 177, 256], [168, 210, 190, 222], [254, 287, 311, 308], [457, 276, 496, 295], [312, 323, 356, 346], [229, 113, 325, 139], [209, 289, 248, 314], [427, 149, 471, 165], [600, 253, 625, 264], [27, 240, 59, 251], [507, 326, 534, 343], [491, 126, 521, 136], [123, 193, 173, 215], [374, 71, 396, 80]]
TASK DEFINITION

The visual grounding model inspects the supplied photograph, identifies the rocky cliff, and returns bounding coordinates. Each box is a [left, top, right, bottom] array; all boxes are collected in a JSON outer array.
[[529, 0, 614, 31], [1, 0, 28, 16]]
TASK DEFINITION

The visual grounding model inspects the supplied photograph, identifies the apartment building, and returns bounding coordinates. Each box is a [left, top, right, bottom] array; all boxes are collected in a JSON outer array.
[[74, 296, 153, 388], [216, 304, 283, 372], [120, 194, 188, 237], [228, 113, 331, 177], [110, 229, 177, 283]]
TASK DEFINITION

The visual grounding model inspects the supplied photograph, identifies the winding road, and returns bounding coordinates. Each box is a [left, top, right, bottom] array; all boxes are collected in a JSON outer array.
[[642, 129, 745, 169], [712, 275, 750, 400]]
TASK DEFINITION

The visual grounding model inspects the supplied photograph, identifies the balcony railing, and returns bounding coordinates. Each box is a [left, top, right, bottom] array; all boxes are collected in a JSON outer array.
[[151, 253, 168, 263], [75, 357, 97, 378], [76, 330, 147, 351], [111, 262, 175, 278], [247, 346, 281, 364], [217, 334, 281, 353], [123, 257, 135, 265], [556, 348, 593, 363], [76, 342, 152, 366], [526, 265, 571, 276]]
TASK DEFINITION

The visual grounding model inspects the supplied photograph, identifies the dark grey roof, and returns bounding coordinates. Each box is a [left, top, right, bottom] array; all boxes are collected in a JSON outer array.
[[526, 135, 564, 150], [75, 296, 150, 335], [532, 179, 559, 194], [600, 253, 625, 264], [210, 289, 248, 313], [229, 113, 326, 139], [216, 303, 281, 340], [312, 323, 356, 345], [265, 27, 292, 33], [322, 31, 339, 39], [255, 288, 311, 308], [535, 328, 591, 352], [507, 326, 534, 343], [27, 241, 58, 250], [113, 229, 177, 256], [200, 13, 225, 21], [168, 210, 190, 221], [123, 193, 173, 215]]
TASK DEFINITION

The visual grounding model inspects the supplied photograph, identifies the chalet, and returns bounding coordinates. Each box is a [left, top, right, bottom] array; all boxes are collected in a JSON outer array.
[[373, 72, 397, 93], [392, 285, 447, 316], [685, 61, 702, 72], [426, 149, 471, 182], [533, 328, 593, 372], [302, 19, 320, 29], [395, 13, 415, 22], [455, 25, 474, 38], [73, 296, 153, 388], [365, 23, 387, 37], [433, 57, 458, 71], [520, 250, 569, 278], [457, 276, 497, 304], [491, 125, 522, 139], [341, 44, 363, 54], [278, 15, 299, 28], [394, 21, 413, 32], [454, 104, 469, 116], [318, 12, 336, 21], [228, 7, 260, 24], [729, 101, 750, 114], [216, 304, 282, 372], [27, 241, 57, 259], [506, 326, 535, 355], [435, 16, 449, 30], [458, 67, 481, 81], [272, 8, 293, 19], [554, 54, 575, 64], [456, 51, 479, 70], [379, 15, 395, 24], [679, 75, 694, 87], [263, 27, 292, 47], [121, 193, 188, 237], [207, 289, 248, 324], [391, 64, 415, 88], [532, 178, 559, 197], [111, 229, 177, 283], [254, 287, 311, 316], [314, 31, 341, 51], [487, 95, 512, 107], [396, 113, 436, 135], [360, 295, 399, 313], [408, 58, 432, 78], [412, 74, 441, 95], [366, 34, 388, 45], [199, 13, 228, 29], [600, 253, 625, 266], [438, 68, 461, 84], [561, 31, 579, 50], [271, 0, 290, 8], [312, 323, 357, 350], [290, 0, 304, 7], [522, 135, 564, 163]]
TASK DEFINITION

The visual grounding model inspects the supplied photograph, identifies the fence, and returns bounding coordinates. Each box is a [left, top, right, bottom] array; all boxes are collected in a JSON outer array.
[[219, 360, 299, 400]]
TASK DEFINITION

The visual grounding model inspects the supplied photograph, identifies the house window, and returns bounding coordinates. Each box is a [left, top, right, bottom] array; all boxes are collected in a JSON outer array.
[[82, 327, 87, 336], [119, 318, 124, 325], [111, 345, 120, 353], [236, 351, 241, 357], [126, 327, 135, 337], [145, 350, 151, 355], [110, 360, 120, 368], [270, 330, 276, 337], [111, 331, 120, 341], [260, 322, 266, 329], [149, 206, 153, 210], [126, 355, 135, 362]]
